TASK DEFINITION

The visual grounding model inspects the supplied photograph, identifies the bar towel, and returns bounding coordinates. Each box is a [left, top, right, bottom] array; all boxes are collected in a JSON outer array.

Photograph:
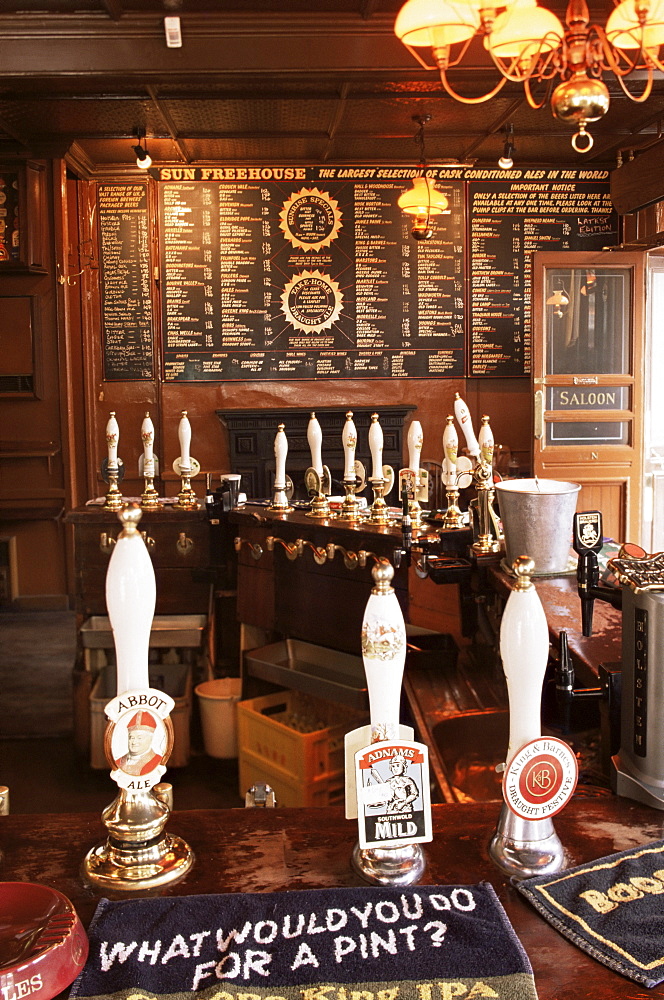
[[517, 839, 664, 987], [69, 883, 538, 999]]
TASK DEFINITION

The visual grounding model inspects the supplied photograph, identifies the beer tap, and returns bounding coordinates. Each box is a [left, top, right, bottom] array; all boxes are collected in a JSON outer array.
[[351, 559, 431, 885], [173, 410, 200, 508], [489, 556, 575, 879], [102, 412, 124, 510], [83, 504, 194, 890], [366, 413, 395, 525], [572, 511, 622, 636], [404, 420, 425, 527], [139, 412, 161, 510], [267, 423, 294, 514], [305, 412, 332, 518], [441, 415, 464, 529], [454, 392, 480, 465], [337, 411, 367, 521]]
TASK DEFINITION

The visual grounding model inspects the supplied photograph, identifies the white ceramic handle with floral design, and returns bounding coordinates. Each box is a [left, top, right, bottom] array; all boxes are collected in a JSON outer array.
[[106, 412, 119, 472], [141, 412, 155, 478], [342, 411, 358, 481], [443, 415, 458, 487], [361, 560, 406, 742], [479, 415, 494, 467]]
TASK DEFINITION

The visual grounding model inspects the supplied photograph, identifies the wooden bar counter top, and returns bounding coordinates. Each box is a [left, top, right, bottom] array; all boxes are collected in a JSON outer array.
[[3, 797, 664, 1000]]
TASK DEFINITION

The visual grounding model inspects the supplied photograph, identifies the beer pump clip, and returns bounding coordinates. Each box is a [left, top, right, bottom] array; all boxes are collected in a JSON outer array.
[[304, 412, 332, 517], [573, 511, 664, 810], [345, 558, 432, 885]]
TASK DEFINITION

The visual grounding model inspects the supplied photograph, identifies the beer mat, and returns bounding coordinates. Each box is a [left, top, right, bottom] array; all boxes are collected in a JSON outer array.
[[69, 883, 538, 1000], [516, 839, 664, 987]]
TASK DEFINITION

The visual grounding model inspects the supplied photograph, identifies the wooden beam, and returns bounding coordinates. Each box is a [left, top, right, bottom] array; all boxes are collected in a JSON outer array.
[[610, 140, 664, 214]]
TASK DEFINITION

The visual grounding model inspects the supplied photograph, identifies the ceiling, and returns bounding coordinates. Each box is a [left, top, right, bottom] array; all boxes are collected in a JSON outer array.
[[2, 0, 664, 175]]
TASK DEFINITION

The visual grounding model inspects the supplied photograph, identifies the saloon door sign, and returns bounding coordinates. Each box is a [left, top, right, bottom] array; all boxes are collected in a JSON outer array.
[[532, 250, 645, 544]]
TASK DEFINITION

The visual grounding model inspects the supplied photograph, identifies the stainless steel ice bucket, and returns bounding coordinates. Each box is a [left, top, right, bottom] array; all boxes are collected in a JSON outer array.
[[495, 478, 581, 576]]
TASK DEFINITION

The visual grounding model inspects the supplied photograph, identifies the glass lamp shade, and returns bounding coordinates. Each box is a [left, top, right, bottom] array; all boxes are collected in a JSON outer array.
[[394, 0, 480, 48], [137, 152, 152, 169], [486, 0, 564, 61], [605, 0, 664, 50], [397, 176, 450, 215]]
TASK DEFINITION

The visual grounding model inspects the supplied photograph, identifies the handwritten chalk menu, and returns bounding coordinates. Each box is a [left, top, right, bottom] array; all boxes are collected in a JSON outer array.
[[158, 167, 465, 381], [98, 183, 153, 380], [467, 172, 618, 376]]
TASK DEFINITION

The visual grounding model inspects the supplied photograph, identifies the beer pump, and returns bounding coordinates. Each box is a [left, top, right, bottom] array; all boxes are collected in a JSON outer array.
[[305, 412, 332, 518], [573, 510, 664, 810], [367, 413, 395, 524], [337, 411, 367, 521], [268, 423, 294, 514], [348, 558, 432, 885], [102, 412, 124, 510], [489, 556, 576, 879], [398, 420, 427, 528]]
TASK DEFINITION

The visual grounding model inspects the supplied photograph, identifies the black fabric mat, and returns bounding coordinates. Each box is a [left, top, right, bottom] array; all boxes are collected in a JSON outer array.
[[70, 884, 538, 1000], [517, 839, 664, 988]]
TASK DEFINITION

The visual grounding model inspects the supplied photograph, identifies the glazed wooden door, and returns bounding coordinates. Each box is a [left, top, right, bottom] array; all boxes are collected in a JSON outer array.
[[532, 251, 645, 545]]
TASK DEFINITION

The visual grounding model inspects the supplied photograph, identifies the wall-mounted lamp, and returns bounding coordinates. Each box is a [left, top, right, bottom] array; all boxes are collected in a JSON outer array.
[[132, 129, 152, 170], [397, 114, 450, 241], [546, 287, 570, 318], [498, 124, 516, 170]]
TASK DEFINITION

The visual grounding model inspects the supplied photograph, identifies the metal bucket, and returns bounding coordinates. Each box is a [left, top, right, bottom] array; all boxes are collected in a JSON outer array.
[[495, 478, 581, 576]]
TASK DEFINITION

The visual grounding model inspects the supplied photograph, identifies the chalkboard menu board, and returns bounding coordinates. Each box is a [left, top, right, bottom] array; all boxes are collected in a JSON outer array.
[[96, 166, 618, 382], [158, 167, 465, 381], [467, 171, 618, 375], [99, 183, 153, 380]]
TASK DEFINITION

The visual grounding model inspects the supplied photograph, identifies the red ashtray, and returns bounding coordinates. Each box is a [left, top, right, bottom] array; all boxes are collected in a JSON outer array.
[[0, 882, 89, 1000]]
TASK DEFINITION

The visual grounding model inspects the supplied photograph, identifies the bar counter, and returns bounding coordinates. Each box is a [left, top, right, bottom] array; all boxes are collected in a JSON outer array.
[[3, 798, 664, 999]]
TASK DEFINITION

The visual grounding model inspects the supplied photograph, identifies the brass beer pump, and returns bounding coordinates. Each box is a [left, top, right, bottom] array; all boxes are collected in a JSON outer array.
[[83, 505, 194, 890]]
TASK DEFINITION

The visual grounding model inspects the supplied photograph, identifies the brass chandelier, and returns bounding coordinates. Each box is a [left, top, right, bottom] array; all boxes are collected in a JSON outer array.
[[394, 0, 664, 151]]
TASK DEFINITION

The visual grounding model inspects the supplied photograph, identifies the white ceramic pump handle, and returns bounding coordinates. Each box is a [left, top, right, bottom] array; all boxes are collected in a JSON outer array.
[[105, 505, 156, 697], [368, 413, 384, 481], [307, 413, 324, 476], [407, 420, 423, 476], [500, 556, 550, 765]]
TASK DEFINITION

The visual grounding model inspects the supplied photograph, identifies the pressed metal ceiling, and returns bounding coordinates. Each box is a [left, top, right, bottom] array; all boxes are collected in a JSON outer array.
[[1, 0, 664, 174]]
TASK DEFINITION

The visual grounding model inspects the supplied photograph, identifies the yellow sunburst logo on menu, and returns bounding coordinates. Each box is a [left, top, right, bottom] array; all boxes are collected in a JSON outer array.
[[279, 188, 342, 251], [280, 270, 343, 334]]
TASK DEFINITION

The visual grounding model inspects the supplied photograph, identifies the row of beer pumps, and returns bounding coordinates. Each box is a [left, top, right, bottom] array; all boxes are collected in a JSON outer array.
[[100, 397, 504, 555], [102, 410, 201, 511]]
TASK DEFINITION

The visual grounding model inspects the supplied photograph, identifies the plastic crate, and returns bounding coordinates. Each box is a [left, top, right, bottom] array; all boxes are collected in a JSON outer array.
[[237, 689, 366, 807], [90, 663, 192, 769]]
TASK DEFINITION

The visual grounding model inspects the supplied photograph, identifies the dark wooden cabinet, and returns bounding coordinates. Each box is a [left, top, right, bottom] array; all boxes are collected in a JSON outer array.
[[65, 505, 213, 617], [217, 406, 415, 500]]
